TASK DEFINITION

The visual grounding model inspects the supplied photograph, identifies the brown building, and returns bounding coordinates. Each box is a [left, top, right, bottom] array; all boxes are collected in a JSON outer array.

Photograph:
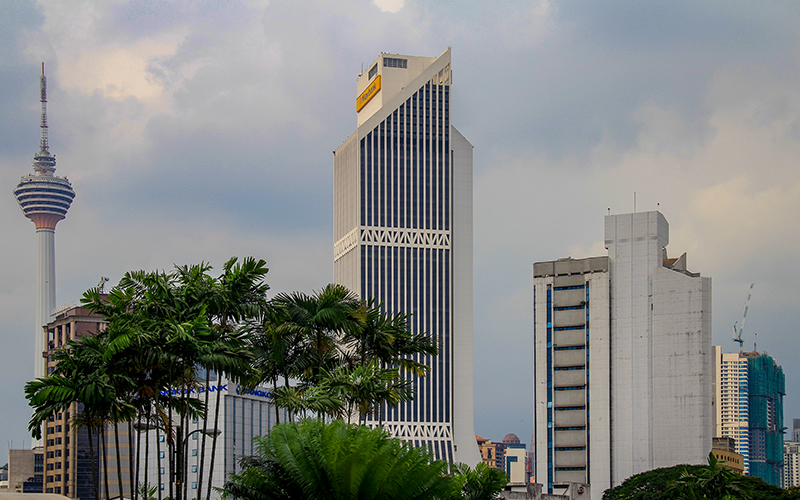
[[42, 302, 133, 499], [711, 437, 745, 475]]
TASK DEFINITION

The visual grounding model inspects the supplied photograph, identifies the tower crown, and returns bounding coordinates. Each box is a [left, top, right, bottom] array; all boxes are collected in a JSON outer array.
[[14, 63, 75, 230]]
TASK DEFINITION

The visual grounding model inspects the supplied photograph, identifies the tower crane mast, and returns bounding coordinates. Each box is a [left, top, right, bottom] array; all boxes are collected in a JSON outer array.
[[733, 283, 754, 354]]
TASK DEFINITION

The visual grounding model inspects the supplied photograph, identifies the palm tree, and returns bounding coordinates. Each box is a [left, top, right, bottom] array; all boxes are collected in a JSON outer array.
[[271, 284, 362, 385], [447, 463, 509, 500], [222, 419, 457, 500], [671, 452, 754, 500]]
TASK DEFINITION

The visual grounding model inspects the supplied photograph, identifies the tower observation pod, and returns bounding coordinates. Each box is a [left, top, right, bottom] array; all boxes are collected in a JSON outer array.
[[13, 63, 75, 380]]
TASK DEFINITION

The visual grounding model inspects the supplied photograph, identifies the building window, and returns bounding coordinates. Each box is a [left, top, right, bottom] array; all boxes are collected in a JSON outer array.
[[159, 452, 165, 458], [159, 435, 165, 442], [55, 462, 61, 469], [192, 433, 198, 440], [192, 482, 197, 489], [192, 449, 197, 456], [368, 64, 378, 79], [160, 484, 165, 491], [384, 57, 407, 69], [160, 467, 164, 475], [192, 465, 197, 473]]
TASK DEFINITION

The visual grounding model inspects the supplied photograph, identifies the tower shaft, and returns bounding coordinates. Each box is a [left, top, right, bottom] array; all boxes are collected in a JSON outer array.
[[36, 228, 56, 378]]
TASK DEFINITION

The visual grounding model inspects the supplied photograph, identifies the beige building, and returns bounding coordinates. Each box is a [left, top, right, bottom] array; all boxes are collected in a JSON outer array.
[[42, 302, 133, 499], [712, 346, 750, 474]]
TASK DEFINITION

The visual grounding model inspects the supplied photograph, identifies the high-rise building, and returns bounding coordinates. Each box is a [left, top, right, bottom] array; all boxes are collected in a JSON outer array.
[[333, 48, 480, 464], [713, 346, 750, 473], [14, 64, 75, 380], [785, 440, 800, 488], [43, 303, 118, 499], [744, 352, 784, 486], [533, 211, 713, 499]]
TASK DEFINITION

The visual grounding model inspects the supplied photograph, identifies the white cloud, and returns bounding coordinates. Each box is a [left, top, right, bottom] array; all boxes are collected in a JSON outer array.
[[373, 0, 404, 14]]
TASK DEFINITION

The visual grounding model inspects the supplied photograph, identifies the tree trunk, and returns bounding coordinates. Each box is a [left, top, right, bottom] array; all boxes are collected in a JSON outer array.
[[129, 419, 136, 500], [88, 426, 99, 500], [205, 379, 223, 500], [104, 426, 111, 500], [197, 370, 211, 500], [155, 426, 162, 500], [114, 423, 123, 500]]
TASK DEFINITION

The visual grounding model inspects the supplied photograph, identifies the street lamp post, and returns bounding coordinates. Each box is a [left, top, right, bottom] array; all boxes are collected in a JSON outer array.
[[134, 423, 221, 500]]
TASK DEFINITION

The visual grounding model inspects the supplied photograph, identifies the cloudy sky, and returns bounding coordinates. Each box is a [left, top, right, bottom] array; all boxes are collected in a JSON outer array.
[[2, 0, 799, 453]]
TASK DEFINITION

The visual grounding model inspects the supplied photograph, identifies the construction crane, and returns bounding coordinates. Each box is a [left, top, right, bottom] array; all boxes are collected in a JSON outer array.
[[732, 283, 754, 353]]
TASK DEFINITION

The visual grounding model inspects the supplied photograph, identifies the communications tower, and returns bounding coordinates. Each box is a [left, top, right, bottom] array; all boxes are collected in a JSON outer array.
[[13, 64, 75, 379]]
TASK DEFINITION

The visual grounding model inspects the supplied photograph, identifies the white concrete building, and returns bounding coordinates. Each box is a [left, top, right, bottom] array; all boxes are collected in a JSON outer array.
[[784, 441, 800, 488], [137, 379, 286, 500], [713, 345, 750, 474], [534, 211, 713, 499], [334, 48, 480, 465]]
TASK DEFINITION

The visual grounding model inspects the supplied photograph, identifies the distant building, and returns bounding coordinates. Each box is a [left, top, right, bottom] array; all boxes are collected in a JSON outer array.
[[477, 434, 529, 485], [713, 346, 751, 473], [534, 211, 713, 499], [713, 346, 785, 486], [5, 448, 43, 493], [137, 378, 288, 499], [711, 437, 745, 475], [745, 352, 784, 486], [784, 440, 800, 488], [43, 303, 123, 499], [477, 436, 503, 470], [793, 418, 800, 442]]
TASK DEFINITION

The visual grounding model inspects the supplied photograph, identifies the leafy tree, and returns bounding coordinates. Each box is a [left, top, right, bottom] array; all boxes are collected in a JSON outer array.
[[671, 452, 753, 499], [447, 462, 509, 500], [222, 419, 457, 500], [602, 458, 800, 500]]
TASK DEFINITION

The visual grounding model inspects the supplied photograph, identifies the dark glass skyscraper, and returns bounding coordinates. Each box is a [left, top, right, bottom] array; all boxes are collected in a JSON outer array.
[[334, 49, 479, 464]]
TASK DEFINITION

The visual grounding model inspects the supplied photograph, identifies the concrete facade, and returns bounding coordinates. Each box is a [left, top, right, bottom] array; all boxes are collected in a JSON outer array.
[[534, 257, 610, 497], [334, 48, 480, 465], [534, 211, 712, 500]]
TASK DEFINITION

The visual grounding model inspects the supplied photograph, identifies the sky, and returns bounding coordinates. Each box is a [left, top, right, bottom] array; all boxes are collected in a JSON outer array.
[[1, 0, 799, 454]]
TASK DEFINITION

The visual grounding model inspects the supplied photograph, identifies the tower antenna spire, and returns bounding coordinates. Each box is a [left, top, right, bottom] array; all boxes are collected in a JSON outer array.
[[40, 62, 49, 154]]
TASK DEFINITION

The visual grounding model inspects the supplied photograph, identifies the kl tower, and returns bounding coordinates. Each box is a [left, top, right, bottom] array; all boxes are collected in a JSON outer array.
[[13, 64, 75, 380]]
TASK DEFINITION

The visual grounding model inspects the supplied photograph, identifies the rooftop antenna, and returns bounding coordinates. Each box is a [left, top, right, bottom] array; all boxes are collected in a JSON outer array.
[[98, 276, 109, 294], [733, 283, 754, 354]]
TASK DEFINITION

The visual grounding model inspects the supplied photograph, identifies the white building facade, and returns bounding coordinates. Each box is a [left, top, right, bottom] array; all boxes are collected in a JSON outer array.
[[534, 211, 713, 499], [334, 48, 480, 465], [713, 345, 750, 474], [137, 379, 286, 499], [785, 441, 800, 488]]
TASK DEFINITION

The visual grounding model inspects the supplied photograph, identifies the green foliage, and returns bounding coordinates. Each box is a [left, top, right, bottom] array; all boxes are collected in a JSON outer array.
[[602, 453, 799, 500], [447, 462, 509, 500], [222, 419, 457, 500], [247, 286, 439, 422]]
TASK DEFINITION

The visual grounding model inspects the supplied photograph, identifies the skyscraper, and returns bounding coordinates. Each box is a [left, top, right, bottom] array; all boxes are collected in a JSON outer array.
[[713, 345, 751, 473], [533, 211, 713, 498], [13, 64, 75, 380], [333, 48, 480, 464]]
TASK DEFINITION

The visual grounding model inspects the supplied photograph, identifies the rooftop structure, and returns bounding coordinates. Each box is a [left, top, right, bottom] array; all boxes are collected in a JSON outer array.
[[13, 64, 75, 379]]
